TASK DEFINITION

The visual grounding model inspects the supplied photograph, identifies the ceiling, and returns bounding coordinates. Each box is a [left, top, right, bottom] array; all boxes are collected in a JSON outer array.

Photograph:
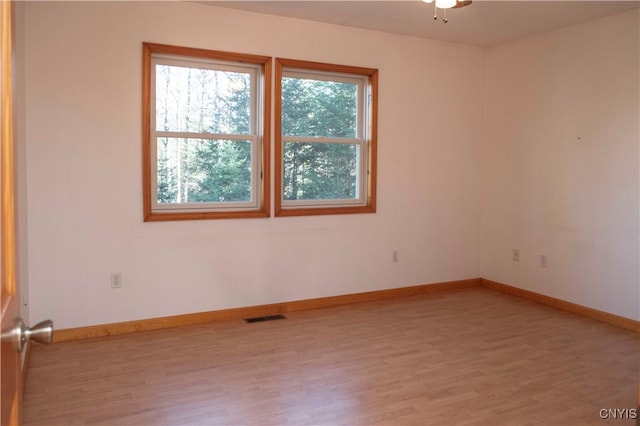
[[203, 1, 639, 47]]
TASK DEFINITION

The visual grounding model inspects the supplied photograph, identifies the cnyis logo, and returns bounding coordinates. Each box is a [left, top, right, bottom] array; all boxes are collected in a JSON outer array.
[[599, 408, 638, 420]]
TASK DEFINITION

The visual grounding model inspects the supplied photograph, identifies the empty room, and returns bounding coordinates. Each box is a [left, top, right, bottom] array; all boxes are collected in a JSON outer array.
[[1, 0, 639, 425]]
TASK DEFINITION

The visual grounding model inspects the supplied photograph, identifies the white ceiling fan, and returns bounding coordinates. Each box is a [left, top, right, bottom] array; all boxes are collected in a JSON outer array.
[[422, 0, 473, 23]]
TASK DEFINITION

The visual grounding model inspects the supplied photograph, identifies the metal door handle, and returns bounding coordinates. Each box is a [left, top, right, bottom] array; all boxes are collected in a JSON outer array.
[[15, 318, 53, 353]]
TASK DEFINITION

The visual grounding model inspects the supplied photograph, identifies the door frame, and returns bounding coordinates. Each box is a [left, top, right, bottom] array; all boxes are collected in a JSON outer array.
[[1, 0, 23, 424]]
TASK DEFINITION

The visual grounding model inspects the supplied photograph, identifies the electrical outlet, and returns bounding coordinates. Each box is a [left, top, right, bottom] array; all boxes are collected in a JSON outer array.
[[110, 272, 122, 289], [392, 250, 399, 263], [512, 249, 520, 262], [540, 255, 547, 268]]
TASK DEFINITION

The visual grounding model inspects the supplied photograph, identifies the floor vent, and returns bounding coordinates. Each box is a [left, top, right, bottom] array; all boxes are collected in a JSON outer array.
[[243, 314, 287, 324]]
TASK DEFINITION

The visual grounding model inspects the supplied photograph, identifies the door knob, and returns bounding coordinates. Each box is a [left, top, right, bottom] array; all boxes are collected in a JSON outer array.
[[15, 318, 53, 353]]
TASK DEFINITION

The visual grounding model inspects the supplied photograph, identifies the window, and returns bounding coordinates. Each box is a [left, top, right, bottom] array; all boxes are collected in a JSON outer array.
[[142, 43, 271, 221], [275, 58, 378, 216]]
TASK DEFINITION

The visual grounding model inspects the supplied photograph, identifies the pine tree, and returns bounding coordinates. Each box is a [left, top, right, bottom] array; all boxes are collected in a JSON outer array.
[[282, 76, 358, 200]]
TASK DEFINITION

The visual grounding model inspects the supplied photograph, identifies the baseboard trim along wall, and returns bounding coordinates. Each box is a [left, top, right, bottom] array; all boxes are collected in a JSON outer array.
[[54, 277, 640, 342], [481, 279, 640, 333], [53, 278, 482, 342]]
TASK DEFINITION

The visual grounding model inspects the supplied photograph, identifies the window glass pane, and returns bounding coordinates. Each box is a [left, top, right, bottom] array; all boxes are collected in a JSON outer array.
[[155, 64, 251, 134], [281, 77, 357, 138], [283, 142, 358, 201], [157, 137, 252, 204]]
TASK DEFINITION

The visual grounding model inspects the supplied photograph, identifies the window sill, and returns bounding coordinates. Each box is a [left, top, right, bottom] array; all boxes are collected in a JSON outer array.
[[144, 209, 270, 222], [274, 205, 376, 217]]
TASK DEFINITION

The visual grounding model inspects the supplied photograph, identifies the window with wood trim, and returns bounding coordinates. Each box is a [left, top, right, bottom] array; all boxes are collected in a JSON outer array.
[[142, 43, 271, 221], [275, 58, 378, 217]]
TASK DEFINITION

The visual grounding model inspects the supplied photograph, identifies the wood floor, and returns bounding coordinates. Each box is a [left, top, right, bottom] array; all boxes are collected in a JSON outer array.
[[23, 287, 639, 425]]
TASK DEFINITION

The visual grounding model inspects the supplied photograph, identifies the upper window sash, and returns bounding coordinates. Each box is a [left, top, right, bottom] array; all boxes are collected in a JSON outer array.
[[151, 55, 259, 136], [281, 68, 367, 140]]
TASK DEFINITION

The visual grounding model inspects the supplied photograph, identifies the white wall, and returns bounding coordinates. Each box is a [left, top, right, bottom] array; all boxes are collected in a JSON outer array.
[[22, 2, 484, 329], [482, 10, 640, 320]]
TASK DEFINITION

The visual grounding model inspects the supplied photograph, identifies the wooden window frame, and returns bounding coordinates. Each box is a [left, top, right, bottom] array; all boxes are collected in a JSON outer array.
[[274, 58, 378, 217], [142, 42, 271, 222]]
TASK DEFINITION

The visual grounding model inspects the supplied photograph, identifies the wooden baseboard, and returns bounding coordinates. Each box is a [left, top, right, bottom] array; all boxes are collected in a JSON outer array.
[[54, 278, 482, 342], [481, 278, 640, 333], [53, 277, 639, 343]]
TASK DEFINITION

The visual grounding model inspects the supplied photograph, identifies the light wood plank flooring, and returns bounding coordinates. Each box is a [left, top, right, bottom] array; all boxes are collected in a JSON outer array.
[[23, 287, 639, 425]]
